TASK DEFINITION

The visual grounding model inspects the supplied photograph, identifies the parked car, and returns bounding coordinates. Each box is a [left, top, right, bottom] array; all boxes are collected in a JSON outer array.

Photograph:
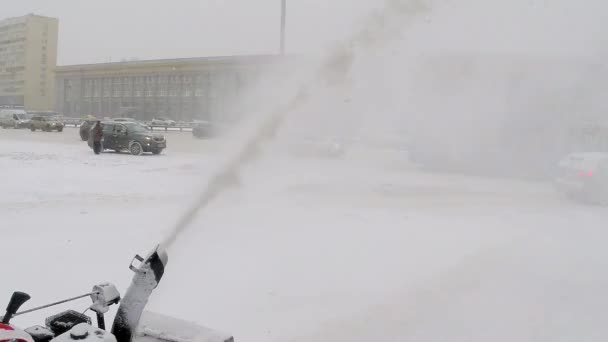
[[88, 121, 166, 155], [79, 120, 98, 141], [192, 120, 215, 139], [288, 137, 346, 158], [150, 117, 176, 127], [112, 117, 137, 122], [554, 152, 608, 205], [30, 115, 64, 132], [0, 111, 31, 129]]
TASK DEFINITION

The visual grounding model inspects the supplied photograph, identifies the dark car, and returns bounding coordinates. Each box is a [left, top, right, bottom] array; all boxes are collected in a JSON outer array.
[[554, 152, 608, 205], [87, 121, 166, 155], [30, 115, 64, 132], [192, 120, 215, 139], [79, 120, 97, 141]]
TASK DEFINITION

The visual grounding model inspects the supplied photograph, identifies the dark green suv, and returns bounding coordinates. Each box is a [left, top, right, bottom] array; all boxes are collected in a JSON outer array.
[[30, 115, 64, 132], [88, 121, 166, 155]]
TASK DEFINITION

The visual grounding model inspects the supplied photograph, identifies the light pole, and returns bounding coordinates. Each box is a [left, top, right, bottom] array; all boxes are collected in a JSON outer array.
[[280, 0, 286, 55]]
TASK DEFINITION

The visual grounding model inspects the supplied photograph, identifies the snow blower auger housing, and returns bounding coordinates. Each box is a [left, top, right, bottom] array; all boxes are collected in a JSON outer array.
[[0, 245, 233, 342]]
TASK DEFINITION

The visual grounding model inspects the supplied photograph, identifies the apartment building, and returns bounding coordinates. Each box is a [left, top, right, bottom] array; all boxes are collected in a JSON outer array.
[[0, 14, 59, 111]]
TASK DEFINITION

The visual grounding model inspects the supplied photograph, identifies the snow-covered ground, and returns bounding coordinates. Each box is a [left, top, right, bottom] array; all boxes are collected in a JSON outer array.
[[2, 128, 607, 342]]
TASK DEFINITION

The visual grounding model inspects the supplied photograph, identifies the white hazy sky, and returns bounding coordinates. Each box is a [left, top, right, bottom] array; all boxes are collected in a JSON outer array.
[[4, 0, 608, 65]]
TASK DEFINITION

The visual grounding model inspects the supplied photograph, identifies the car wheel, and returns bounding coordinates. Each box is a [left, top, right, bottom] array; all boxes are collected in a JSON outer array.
[[30, 126, 36, 131], [129, 141, 143, 156], [80, 133, 88, 141], [57, 127, 63, 132], [152, 149, 162, 155]]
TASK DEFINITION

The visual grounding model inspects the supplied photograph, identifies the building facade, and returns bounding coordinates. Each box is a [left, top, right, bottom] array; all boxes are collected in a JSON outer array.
[[0, 14, 58, 110], [55, 55, 284, 122]]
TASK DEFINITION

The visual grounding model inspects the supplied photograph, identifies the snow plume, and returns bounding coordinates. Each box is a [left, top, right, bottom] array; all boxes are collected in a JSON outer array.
[[160, 0, 435, 250]]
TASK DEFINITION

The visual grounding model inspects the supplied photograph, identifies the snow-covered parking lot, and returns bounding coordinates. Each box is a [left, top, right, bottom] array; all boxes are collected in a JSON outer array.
[[2, 128, 608, 342]]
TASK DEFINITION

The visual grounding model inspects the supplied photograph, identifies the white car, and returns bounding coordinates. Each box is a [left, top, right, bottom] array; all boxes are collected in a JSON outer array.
[[0, 110, 30, 129], [288, 137, 346, 158], [554, 152, 608, 204], [150, 118, 176, 127]]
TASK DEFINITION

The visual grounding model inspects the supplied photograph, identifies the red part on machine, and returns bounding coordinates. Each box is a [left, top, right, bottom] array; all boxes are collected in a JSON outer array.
[[0, 323, 34, 342]]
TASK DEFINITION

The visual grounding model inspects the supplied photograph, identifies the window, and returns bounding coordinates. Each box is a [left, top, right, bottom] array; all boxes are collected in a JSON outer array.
[[114, 125, 125, 133], [169, 87, 178, 97], [84, 80, 92, 98], [93, 80, 101, 98], [103, 79, 111, 97], [103, 124, 114, 134], [112, 78, 121, 97], [158, 86, 167, 97], [183, 88, 191, 97], [123, 77, 132, 97], [146, 88, 154, 97]]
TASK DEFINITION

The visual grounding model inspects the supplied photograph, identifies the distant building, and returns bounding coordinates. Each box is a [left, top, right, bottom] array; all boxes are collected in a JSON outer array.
[[55, 55, 284, 122], [0, 14, 59, 111]]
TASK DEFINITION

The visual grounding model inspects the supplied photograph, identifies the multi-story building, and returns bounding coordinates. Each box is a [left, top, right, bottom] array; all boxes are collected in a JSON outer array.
[[55, 55, 285, 122], [0, 14, 59, 110]]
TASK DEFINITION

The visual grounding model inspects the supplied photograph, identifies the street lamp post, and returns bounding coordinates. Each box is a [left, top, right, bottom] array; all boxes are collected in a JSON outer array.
[[280, 0, 286, 55]]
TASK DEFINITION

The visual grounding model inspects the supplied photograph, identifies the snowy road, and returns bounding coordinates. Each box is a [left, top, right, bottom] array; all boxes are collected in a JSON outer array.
[[1, 129, 607, 342]]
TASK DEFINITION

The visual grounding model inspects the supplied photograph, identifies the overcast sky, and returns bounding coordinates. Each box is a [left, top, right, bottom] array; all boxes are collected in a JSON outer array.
[[4, 0, 608, 66]]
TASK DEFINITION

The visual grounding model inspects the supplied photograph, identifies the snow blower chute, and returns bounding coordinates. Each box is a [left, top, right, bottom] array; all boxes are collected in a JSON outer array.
[[0, 245, 233, 342]]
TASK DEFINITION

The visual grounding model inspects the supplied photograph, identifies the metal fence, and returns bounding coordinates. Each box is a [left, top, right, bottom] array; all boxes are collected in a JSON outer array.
[[62, 118, 195, 132]]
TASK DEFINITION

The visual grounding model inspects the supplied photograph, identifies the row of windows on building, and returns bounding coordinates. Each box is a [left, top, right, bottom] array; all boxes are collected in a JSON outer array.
[[65, 97, 223, 121], [82, 85, 208, 98], [0, 42, 26, 54], [71, 73, 248, 99], [83, 74, 222, 86], [39, 28, 49, 97], [0, 22, 27, 32]]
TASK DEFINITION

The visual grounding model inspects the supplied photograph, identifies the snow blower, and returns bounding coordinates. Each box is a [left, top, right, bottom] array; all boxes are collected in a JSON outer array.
[[0, 245, 233, 342]]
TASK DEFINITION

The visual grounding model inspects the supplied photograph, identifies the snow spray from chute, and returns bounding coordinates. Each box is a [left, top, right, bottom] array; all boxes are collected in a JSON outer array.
[[160, 0, 433, 250]]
